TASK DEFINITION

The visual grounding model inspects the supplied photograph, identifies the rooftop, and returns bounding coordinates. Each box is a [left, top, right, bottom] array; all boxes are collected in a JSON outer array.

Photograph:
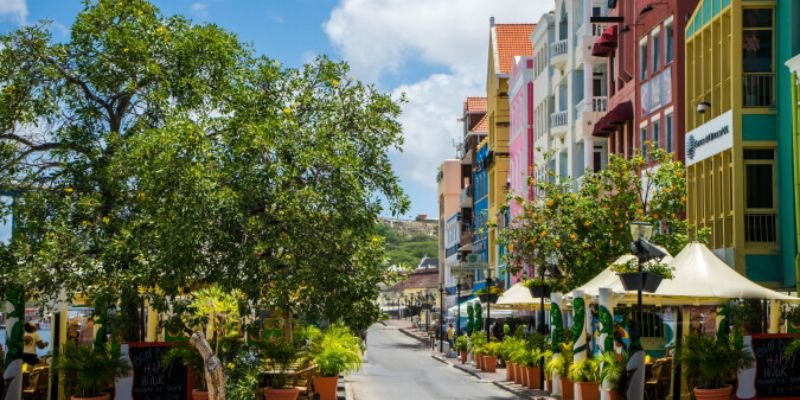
[[464, 97, 488, 114], [493, 23, 535, 75]]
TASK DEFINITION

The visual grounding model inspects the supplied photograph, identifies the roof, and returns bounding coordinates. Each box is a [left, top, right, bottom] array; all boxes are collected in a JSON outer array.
[[388, 268, 439, 291], [471, 114, 489, 133], [464, 97, 488, 114], [492, 23, 536, 75]]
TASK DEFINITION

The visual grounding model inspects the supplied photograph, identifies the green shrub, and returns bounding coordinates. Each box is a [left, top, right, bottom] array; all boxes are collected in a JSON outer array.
[[568, 358, 599, 383], [597, 352, 625, 391], [454, 335, 469, 352], [53, 343, 131, 398], [675, 333, 754, 390]]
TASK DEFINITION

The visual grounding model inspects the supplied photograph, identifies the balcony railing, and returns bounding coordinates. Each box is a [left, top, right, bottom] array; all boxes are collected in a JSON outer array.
[[550, 111, 568, 128], [460, 229, 473, 247], [591, 23, 608, 37], [590, 96, 608, 112], [550, 39, 568, 59], [745, 212, 777, 243], [743, 73, 774, 107]]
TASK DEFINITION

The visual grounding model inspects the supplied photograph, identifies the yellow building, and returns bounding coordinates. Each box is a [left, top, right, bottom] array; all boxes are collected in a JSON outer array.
[[685, 0, 798, 288], [485, 19, 534, 277]]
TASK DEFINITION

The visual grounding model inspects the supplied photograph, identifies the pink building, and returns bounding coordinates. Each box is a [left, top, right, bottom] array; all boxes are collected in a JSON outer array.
[[508, 56, 535, 220], [507, 56, 535, 285]]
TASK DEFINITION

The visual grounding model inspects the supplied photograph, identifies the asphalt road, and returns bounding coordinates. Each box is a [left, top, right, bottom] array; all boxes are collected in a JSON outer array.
[[348, 323, 512, 400]]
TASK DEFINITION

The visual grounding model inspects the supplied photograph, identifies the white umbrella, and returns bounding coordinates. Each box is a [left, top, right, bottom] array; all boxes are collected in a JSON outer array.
[[569, 253, 673, 300], [495, 282, 550, 309], [446, 298, 519, 318]]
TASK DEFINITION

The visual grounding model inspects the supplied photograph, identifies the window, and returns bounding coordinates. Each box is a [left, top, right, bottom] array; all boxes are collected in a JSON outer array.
[[651, 119, 660, 150], [744, 149, 776, 242], [742, 8, 774, 107], [640, 125, 648, 158], [665, 112, 674, 153], [640, 39, 648, 80], [651, 29, 661, 72], [665, 18, 675, 64]]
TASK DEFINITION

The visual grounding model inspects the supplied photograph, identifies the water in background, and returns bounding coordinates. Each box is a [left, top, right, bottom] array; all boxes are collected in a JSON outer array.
[[0, 328, 52, 357]]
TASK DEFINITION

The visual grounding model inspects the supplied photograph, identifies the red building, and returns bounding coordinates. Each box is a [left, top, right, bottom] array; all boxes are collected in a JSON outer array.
[[592, 0, 698, 162]]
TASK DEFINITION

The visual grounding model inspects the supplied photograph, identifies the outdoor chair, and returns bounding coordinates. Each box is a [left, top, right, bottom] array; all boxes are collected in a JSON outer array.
[[23, 366, 49, 400], [645, 358, 672, 400]]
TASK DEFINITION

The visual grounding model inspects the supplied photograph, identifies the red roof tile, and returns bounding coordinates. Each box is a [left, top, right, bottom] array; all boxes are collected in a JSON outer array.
[[494, 24, 535, 75], [464, 97, 488, 114], [472, 114, 489, 133], [388, 269, 439, 291]]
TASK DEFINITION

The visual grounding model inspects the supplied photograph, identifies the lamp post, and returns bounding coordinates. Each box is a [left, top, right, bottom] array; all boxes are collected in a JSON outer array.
[[456, 278, 462, 335], [439, 284, 445, 353], [486, 271, 493, 342]]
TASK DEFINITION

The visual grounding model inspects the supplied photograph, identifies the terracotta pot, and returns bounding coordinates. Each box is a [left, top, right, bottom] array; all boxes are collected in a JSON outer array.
[[545, 379, 552, 393], [520, 366, 530, 387], [560, 377, 575, 400], [314, 376, 338, 400], [507, 362, 515, 381], [576, 381, 600, 400], [483, 355, 498, 372], [517, 364, 525, 385], [264, 388, 300, 400], [460, 351, 468, 364], [71, 394, 110, 400], [475, 354, 483, 369], [693, 385, 733, 400], [191, 390, 209, 400], [605, 389, 622, 400], [527, 367, 542, 390]]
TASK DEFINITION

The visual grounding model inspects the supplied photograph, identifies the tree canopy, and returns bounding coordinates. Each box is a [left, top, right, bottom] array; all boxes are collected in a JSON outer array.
[[0, 0, 408, 334]]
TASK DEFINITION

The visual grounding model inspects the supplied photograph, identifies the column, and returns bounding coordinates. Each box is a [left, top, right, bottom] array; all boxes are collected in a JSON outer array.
[[550, 292, 565, 396]]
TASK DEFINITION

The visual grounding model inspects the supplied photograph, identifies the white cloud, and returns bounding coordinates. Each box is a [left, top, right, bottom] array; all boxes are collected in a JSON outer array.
[[324, 0, 552, 189], [190, 2, 208, 19], [0, 0, 27, 25]]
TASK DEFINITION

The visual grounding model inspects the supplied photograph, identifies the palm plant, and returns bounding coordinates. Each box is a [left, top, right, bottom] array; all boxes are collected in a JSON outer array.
[[675, 333, 754, 390], [53, 343, 131, 399], [545, 341, 575, 377], [568, 358, 600, 383], [597, 351, 626, 392], [305, 323, 363, 377]]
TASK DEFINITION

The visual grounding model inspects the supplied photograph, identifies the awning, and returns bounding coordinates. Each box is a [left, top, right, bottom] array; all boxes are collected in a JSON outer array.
[[592, 100, 633, 137], [591, 25, 618, 57], [496, 282, 550, 309], [446, 298, 519, 318]]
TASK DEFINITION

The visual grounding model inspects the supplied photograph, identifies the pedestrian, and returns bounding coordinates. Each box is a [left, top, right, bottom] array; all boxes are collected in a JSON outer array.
[[446, 323, 455, 350], [22, 322, 48, 366]]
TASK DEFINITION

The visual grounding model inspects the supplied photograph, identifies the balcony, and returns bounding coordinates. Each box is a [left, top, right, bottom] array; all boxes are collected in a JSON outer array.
[[550, 39, 568, 70], [743, 73, 774, 108], [550, 110, 568, 140], [460, 185, 473, 208], [591, 23, 608, 37], [745, 212, 777, 243], [460, 228, 474, 249]]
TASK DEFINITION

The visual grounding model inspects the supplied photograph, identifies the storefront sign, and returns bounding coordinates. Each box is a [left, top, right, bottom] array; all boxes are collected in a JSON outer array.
[[128, 342, 189, 400], [750, 334, 800, 398], [685, 110, 733, 165]]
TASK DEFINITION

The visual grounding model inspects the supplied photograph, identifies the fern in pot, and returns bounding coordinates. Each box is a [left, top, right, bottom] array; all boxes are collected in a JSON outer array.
[[597, 352, 625, 400], [53, 343, 131, 400], [675, 333, 754, 400], [307, 323, 363, 400]]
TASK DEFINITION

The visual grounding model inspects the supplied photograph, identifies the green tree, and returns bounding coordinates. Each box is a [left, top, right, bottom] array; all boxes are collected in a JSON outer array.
[[500, 149, 699, 289], [0, 0, 408, 391]]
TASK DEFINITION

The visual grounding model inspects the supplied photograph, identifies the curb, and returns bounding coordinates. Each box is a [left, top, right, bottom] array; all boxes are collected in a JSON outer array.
[[442, 358, 554, 400], [397, 328, 428, 345]]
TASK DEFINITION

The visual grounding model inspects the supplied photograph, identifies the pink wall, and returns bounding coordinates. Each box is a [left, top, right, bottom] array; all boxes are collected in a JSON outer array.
[[508, 56, 534, 285]]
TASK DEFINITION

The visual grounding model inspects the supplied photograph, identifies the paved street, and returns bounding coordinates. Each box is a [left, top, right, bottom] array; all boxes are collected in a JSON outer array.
[[349, 323, 513, 400]]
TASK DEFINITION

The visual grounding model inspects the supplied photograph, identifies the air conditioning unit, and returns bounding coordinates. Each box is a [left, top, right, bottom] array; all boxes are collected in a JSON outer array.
[[456, 253, 463, 261]]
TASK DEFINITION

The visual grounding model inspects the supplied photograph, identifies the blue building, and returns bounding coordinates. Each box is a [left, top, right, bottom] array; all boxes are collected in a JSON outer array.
[[472, 140, 490, 289]]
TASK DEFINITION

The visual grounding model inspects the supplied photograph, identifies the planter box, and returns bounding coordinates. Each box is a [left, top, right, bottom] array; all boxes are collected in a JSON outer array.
[[507, 362, 515, 381], [527, 366, 542, 390], [560, 377, 575, 400], [477, 293, 499, 303], [528, 284, 551, 299], [483, 355, 498, 372], [576, 381, 600, 400], [618, 272, 663, 293]]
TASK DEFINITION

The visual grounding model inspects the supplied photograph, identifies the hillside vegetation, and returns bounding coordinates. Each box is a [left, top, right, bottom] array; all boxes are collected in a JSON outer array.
[[376, 220, 438, 270]]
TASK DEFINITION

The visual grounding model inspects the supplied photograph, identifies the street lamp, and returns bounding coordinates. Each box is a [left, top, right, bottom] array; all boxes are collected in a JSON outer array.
[[485, 270, 493, 342], [439, 284, 445, 353]]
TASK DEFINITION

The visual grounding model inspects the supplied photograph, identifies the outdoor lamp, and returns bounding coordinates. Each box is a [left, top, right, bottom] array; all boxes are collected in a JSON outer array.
[[696, 101, 711, 114], [629, 221, 654, 241], [639, 2, 668, 16]]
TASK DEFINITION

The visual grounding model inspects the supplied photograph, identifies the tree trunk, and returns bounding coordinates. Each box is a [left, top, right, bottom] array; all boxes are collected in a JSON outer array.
[[190, 332, 226, 400]]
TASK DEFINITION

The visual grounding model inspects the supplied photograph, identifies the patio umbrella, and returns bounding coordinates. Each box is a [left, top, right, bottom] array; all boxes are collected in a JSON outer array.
[[495, 282, 550, 309]]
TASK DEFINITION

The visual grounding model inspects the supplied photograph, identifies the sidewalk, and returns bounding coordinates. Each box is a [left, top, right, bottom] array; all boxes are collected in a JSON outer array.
[[381, 319, 557, 399]]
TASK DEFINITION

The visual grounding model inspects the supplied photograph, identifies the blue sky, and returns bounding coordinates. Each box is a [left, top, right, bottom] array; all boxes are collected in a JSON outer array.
[[0, 0, 552, 220]]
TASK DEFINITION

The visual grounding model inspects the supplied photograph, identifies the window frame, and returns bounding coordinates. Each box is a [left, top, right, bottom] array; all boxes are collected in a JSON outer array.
[[743, 148, 776, 212], [664, 108, 674, 153], [651, 27, 661, 73], [650, 116, 661, 151], [664, 16, 675, 64], [639, 121, 649, 158], [639, 37, 649, 80]]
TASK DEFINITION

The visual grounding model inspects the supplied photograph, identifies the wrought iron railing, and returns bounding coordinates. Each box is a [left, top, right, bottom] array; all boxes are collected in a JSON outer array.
[[744, 212, 777, 243], [743, 73, 774, 107]]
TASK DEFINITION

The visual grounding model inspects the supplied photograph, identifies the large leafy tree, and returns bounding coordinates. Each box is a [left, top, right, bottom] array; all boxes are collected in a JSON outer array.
[[500, 149, 699, 289], [0, 0, 407, 339]]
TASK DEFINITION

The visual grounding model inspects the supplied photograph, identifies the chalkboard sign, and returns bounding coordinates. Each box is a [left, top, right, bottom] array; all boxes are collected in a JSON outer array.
[[128, 343, 189, 400], [751, 334, 800, 399]]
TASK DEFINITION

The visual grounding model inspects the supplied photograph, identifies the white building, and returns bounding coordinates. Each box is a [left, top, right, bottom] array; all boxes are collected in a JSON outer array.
[[532, 0, 611, 185]]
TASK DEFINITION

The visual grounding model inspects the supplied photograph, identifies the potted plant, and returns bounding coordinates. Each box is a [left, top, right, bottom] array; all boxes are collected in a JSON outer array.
[[475, 286, 503, 303], [261, 338, 303, 400], [675, 333, 754, 400], [611, 259, 674, 293], [523, 348, 543, 390], [163, 344, 208, 400], [454, 335, 469, 364], [568, 358, 600, 400], [52, 343, 131, 400], [482, 342, 501, 372], [540, 349, 554, 392], [499, 337, 524, 381], [468, 332, 486, 369], [306, 323, 363, 400], [597, 352, 625, 400], [545, 341, 575, 400]]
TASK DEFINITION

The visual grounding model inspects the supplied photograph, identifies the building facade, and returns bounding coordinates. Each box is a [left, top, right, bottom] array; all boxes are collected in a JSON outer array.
[[786, 53, 800, 291], [472, 140, 490, 290], [486, 20, 535, 283], [684, 0, 799, 288], [437, 160, 463, 289]]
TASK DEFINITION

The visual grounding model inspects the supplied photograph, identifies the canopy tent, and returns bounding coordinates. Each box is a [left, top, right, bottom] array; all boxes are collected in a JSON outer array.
[[570, 243, 799, 305], [446, 297, 518, 319], [495, 282, 550, 309]]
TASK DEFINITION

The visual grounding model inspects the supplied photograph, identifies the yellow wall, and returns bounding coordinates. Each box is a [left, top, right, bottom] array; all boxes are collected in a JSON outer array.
[[685, 0, 779, 279], [486, 39, 510, 274]]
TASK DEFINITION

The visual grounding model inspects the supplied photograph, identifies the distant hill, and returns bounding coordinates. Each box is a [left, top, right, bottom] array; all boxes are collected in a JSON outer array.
[[377, 218, 438, 270]]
